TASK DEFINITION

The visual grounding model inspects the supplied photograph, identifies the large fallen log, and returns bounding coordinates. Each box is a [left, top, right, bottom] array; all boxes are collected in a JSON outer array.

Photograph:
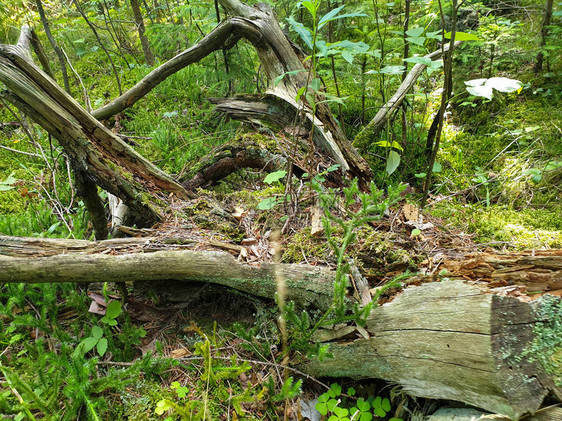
[[305, 280, 561, 419], [0, 235, 560, 418]]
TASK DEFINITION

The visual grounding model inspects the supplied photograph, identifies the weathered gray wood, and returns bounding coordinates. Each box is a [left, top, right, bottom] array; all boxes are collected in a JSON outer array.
[[304, 280, 559, 419], [0, 237, 335, 308], [0, 27, 189, 224]]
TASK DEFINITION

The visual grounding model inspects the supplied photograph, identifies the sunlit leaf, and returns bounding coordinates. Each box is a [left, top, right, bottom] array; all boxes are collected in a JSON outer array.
[[318, 5, 345, 28], [386, 150, 400, 175], [379, 65, 405, 75], [406, 36, 425, 46], [264, 170, 287, 184], [465, 77, 522, 99], [287, 17, 313, 49], [342, 49, 354, 64], [406, 27, 424, 37], [486, 77, 523, 93], [404, 56, 433, 66], [445, 31, 480, 41]]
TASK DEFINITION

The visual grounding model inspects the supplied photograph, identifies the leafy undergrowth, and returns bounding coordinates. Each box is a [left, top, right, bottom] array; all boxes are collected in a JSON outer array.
[[0, 277, 429, 420]]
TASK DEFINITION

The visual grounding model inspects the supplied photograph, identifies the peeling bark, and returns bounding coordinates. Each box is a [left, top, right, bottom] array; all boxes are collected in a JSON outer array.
[[0, 26, 189, 224]]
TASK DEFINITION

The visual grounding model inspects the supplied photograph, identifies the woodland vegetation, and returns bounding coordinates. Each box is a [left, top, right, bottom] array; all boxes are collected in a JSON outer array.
[[0, 0, 561, 419]]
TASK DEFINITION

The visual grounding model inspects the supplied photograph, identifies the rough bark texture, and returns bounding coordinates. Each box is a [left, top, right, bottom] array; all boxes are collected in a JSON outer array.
[[130, 0, 155, 65], [0, 27, 189, 224], [181, 140, 287, 190], [0, 236, 335, 308], [0, 235, 560, 417], [305, 280, 560, 419]]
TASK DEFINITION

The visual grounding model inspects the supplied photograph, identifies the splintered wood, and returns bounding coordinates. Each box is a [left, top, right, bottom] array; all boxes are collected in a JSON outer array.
[[439, 250, 562, 296]]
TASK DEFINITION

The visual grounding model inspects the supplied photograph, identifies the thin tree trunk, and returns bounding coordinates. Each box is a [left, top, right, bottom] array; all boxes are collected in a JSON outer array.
[[534, 0, 554, 73], [130, 0, 155, 65], [401, 0, 410, 146], [421, 0, 458, 207], [34, 0, 71, 94], [74, 0, 123, 94]]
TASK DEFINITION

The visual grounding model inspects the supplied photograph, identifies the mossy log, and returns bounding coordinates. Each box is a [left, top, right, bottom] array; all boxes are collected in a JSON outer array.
[[1, 235, 561, 418], [305, 280, 561, 419]]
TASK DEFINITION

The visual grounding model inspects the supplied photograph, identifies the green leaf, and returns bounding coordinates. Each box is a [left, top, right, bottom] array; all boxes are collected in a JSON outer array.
[[445, 31, 480, 41], [333, 406, 349, 418], [406, 27, 424, 37], [316, 402, 329, 416], [374, 406, 387, 417], [287, 17, 313, 49], [404, 56, 432, 66], [106, 300, 122, 319], [386, 150, 400, 175], [274, 70, 306, 86], [357, 398, 370, 411], [327, 398, 338, 412], [257, 197, 278, 210], [382, 397, 391, 412], [0, 173, 17, 191], [379, 65, 405, 75], [318, 5, 345, 28], [330, 383, 342, 396], [341, 49, 354, 64], [264, 170, 287, 184], [91, 325, 104, 339], [96, 338, 108, 356], [300, 0, 318, 18], [432, 161, 442, 173], [360, 413, 373, 421], [376, 140, 403, 151], [426, 30, 442, 40], [81, 337, 99, 354], [406, 36, 425, 46], [347, 387, 356, 396]]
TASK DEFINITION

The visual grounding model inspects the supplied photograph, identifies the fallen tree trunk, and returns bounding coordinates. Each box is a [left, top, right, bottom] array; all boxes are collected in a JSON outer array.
[[305, 280, 560, 419], [0, 235, 560, 417], [0, 236, 335, 308]]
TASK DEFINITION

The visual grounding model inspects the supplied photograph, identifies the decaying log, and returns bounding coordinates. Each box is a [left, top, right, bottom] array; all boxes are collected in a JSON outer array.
[[0, 235, 560, 417], [305, 280, 561, 419], [0, 236, 335, 308], [181, 141, 287, 190], [440, 250, 562, 295], [0, 27, 189, 225]]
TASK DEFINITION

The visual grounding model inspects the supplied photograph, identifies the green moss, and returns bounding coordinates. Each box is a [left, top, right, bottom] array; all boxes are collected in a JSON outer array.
[[432, 202, 562, 249], [0, 189, 26, 214], [523, 295, 562, 386], [282, 227, 329, 263]]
